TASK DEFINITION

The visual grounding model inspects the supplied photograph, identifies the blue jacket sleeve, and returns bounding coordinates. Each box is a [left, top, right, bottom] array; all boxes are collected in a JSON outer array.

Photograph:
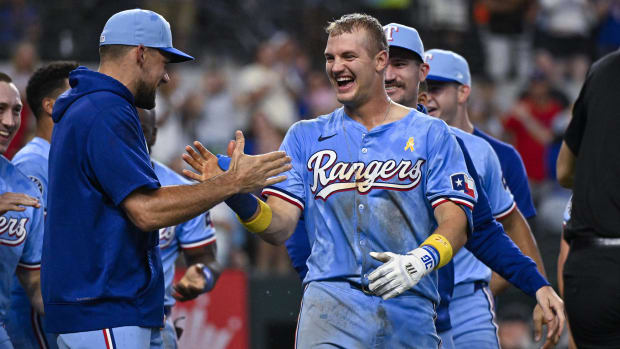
[[455, 136, 549, 297], [465, 220, 549, 297]]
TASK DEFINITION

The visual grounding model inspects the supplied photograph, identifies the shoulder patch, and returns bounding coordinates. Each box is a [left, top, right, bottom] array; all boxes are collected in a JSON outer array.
[[450, 173, 476, 198]]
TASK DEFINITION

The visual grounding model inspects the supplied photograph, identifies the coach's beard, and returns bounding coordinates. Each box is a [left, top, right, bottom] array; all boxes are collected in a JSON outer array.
[[134, 79, 157, 110]]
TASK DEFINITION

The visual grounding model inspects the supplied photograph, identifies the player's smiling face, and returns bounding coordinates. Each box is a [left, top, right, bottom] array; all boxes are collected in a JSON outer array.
[[324, 29, 383, 106], [0, 81, 22, 155], [425, 80, 459, 123], [385, 47, 428, 108]]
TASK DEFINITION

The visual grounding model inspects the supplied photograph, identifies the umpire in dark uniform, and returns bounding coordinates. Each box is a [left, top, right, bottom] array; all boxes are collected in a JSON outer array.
[[557, 50, 620, 348]]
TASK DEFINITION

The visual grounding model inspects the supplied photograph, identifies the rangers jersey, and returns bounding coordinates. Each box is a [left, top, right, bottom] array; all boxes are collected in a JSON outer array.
[[0, 156, 43, 323], [263, 107, 476, 303]]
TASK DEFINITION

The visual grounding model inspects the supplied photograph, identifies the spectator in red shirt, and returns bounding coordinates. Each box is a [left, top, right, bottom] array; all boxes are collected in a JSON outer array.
[[504, 71, 565, 183]]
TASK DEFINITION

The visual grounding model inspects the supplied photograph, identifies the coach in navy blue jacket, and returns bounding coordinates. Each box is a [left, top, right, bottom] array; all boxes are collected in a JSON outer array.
[[42, 9, 290, 348]]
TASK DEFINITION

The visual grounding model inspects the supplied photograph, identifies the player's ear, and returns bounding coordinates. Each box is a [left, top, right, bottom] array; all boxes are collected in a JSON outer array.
[[42, 97, 55, 116], [375, 49, 388, 72], [419, 63, 430, 81], [418, 91, 429, 106], [457, 85, 470, 104], [135, 44, 147, 66]]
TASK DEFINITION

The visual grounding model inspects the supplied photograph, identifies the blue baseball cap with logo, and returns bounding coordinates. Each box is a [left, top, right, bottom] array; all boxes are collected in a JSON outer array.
[[100, 9, 194, 63], [425, 49, 470, 86], [383, 23, 424, 61]]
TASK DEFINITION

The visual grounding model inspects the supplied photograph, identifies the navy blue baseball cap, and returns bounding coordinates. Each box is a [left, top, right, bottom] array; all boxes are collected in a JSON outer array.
[[383, 23, 424, 61], [100, 9, 194, 63], [424, 49, 470, 86]]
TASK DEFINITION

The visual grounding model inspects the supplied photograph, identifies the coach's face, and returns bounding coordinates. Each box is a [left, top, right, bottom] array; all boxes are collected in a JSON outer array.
[[135, 47, 170, 109], [385, 47, 428, 108], [0, 81, 22, 154], [324, 29, 385, 107]]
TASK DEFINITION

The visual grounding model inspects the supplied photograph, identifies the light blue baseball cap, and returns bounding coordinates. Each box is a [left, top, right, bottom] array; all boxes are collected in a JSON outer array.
[[424, 49, 470, 86], [99, 9, 194, 63], [383, 23, 424, 61]]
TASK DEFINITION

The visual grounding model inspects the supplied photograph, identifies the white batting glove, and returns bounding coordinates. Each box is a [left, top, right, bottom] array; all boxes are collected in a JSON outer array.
[[368, 247, 437, 300]]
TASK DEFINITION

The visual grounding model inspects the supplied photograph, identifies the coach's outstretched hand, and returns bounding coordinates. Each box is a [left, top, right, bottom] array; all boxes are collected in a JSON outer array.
[[183, 130, 291, 193], [0, 192, 40, 215], [533, 285, 565, 348]]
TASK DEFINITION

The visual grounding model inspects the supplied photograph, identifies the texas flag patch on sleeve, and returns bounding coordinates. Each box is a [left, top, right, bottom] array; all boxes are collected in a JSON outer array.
[[451, 173, 476, 198]]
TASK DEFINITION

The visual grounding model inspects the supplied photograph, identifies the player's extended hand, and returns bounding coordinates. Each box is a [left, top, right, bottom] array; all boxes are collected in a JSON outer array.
[[172, 264, 208, 302], [533, 285, 565, 348], [185, 131, 291, 193], [368, 249, 432, 300], [182, 141, 224, 182], [0, 192, 40, 216], [227, 130, 291, 193]]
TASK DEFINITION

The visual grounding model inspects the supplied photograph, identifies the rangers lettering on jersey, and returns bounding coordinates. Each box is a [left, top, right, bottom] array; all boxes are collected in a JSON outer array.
[[0, 216, 28, 246], [308, 150, 425, 200]]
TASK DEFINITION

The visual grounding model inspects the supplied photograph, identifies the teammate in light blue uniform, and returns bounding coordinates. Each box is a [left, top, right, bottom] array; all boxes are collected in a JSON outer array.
[[445, 128, 514, 348], [424, 49, 550, 348], [7, 61, 77, 349], [256, 15, 477, 348], [137, 109, 221, 349], [0, 73, 45, 349], [283, 23, 564, 349], [182, 14, 474, 348]]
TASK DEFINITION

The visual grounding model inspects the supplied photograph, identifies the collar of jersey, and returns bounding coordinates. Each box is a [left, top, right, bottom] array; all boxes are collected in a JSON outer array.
[[340, 107, 418, 135], [30, 137, 51, 158]]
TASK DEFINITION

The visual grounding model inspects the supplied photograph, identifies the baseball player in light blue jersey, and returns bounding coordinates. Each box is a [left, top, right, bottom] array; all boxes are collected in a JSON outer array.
[[423, 49, 550, 348], [7, 61, 77, 349], [383, 23, 563, 348], [137, 109, 221, 349], [0, 72, 45, 349], [183, 14, 477, 348]]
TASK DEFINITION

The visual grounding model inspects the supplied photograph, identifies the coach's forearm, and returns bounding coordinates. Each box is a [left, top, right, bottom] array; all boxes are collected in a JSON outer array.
[[500, 208, 547, 277], [433, 202, 468, 254], [123, 173, 239, 231]]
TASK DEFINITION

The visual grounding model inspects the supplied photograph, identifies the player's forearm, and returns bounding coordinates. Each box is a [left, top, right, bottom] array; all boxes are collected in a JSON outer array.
[[123, 173, 239, 231], [245, 195, 300, 245], [256, 203, 298, 245], [16, 268, 44, 315], [433, 202, 468, 254], [500, 208, 547, 277]]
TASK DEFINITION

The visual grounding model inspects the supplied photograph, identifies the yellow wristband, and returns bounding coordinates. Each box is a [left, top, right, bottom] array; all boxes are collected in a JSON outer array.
[[420, 233, 453, 269], [238, 199, 272, 233]]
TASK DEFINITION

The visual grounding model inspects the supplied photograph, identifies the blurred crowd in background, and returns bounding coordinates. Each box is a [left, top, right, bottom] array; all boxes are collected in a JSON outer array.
[[3, 0, 619, 348]]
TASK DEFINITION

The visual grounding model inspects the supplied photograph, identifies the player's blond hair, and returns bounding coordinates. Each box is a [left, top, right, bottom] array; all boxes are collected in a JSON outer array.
[[325, 13, 388, 56]]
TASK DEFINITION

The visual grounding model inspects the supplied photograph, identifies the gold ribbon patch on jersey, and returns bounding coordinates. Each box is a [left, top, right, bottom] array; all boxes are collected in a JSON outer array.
[[404, 137, 415, 152]]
